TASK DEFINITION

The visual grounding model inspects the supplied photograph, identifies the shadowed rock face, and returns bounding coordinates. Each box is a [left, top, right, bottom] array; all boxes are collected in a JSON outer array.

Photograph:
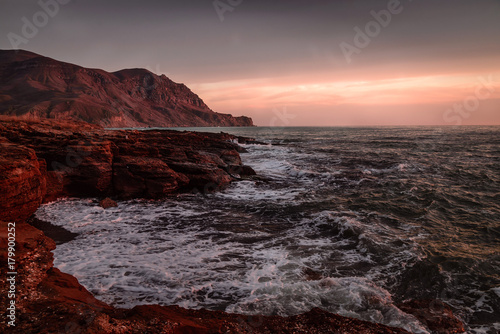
[[0, 137, 45, 222], [0, 49, 253, 127], [397, 299, 465, 334]]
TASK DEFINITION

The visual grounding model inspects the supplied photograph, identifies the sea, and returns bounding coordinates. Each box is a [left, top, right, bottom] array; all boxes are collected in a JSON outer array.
[[35, 126, 500, 334]]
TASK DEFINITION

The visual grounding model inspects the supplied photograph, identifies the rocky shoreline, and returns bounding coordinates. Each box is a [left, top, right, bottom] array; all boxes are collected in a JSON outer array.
[[0, 118, 461, 333]]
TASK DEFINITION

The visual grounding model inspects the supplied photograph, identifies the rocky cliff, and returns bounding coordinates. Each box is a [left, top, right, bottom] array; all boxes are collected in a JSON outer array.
[[0, 50, 253, 127], [0, 118, 255, 212]]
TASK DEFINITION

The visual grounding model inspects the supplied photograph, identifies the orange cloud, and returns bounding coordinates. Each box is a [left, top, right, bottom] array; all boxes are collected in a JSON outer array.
[[192, 71, 500, 116]]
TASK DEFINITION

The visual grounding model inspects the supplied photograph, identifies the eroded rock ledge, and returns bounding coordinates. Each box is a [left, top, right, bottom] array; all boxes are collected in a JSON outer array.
[[0, 118, 416, 333], [0, 118, 256, 222]]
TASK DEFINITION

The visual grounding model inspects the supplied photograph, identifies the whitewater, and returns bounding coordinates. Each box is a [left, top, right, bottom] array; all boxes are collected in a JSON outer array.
[[36, 126, 500, 333]]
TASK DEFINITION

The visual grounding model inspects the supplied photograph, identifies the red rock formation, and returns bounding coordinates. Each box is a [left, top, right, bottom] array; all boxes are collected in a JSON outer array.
[[99, 198, 118, 209], [0, 118, 255, 204], [0, 137, 45, 222], [397, 299, 465, 334], [0, 49, 253, 127]]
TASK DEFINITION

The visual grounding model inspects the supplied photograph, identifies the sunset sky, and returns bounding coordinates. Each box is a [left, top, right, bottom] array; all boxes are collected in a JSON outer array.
[[1, 0, 499, 125]]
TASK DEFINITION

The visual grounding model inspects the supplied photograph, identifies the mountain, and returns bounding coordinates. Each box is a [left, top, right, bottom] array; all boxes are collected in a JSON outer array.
[[0, 49, 253, 127]]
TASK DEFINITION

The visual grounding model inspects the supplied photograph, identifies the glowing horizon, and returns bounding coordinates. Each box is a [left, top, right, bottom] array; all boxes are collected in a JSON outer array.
[[192, 71, 500, 126]]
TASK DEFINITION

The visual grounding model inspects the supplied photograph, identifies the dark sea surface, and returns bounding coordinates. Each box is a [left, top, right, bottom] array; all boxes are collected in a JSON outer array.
[[36, 126, 500, 333]]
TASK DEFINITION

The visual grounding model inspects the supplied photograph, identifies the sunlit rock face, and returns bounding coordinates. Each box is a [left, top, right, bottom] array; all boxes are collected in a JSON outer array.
[[0, 49, 253, 127]]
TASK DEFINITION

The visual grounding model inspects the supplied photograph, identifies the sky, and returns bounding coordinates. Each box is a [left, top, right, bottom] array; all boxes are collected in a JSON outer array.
[[1, 0, 499, 126]]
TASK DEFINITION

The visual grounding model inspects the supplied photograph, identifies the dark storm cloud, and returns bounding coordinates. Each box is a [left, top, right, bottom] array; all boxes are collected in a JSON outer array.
[[2, 0, 499, 81]]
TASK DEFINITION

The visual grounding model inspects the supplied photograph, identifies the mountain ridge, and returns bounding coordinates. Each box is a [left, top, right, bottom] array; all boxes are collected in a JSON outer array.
[[0, 49, 253, 127]]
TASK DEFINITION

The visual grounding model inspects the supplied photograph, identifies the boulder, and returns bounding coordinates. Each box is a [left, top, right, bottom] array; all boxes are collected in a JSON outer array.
[[99, 198, 118, 209], [397, 299, 466, 334]]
